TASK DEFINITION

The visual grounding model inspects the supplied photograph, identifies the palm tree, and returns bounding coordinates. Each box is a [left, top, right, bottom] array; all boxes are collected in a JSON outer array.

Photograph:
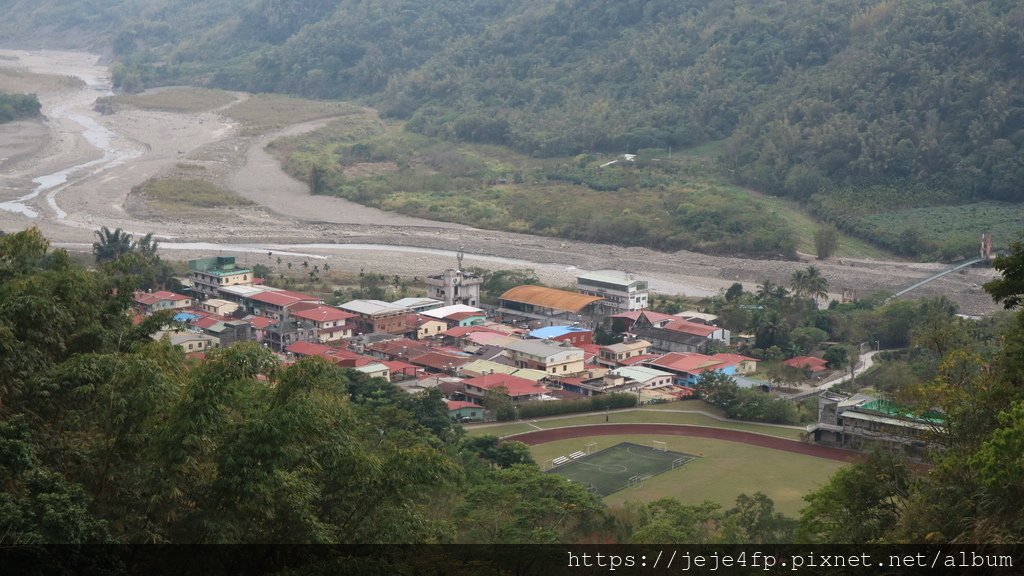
[[804, 265, 829, 303], [92, 226, 135, 263], [790, 269, 809, 300]]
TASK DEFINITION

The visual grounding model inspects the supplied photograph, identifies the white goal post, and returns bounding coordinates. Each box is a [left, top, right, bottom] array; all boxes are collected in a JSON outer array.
[[626, 475, 642, 489], [652, 440, 667, 452], [585, 442, 597, 454], [672, 457, 687, 469]]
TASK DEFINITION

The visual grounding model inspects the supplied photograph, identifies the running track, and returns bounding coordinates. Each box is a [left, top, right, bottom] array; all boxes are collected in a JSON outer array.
[[508, 424, 867, 464]]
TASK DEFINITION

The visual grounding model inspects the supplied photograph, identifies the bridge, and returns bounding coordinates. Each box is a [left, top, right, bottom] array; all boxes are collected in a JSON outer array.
[[887, 257, 985, 300]]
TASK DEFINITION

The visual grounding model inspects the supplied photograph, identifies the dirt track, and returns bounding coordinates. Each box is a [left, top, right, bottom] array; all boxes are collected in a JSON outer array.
[[0, 49, 1002, 314], [509, 424, 867, 463]]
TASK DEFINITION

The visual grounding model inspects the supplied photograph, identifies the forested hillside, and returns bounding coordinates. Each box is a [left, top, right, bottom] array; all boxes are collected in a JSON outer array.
[[2, 0, 1022, 254]]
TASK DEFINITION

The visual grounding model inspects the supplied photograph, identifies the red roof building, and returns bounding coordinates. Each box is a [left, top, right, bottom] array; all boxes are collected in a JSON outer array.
[[408, 351, 473, 373], [462, 374, 548, 401], [784, 356, 829, 373], [290, 305, 354, 342], [133, 290, 193, 315]]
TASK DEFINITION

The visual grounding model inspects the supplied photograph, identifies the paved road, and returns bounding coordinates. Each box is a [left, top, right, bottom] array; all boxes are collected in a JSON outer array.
[[782, 350, 880, 400]]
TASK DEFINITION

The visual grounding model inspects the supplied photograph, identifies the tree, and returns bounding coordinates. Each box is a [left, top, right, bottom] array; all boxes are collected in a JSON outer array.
[[454, 465, 604, 543], [92, 227, 158, 263], [724, 282, 744, 303], [798, 451, 910, 544], [813, 225, 839, 260], [984, 237, 1024, 309], [822, 345, 851, 370], [791, 266, 828, 303]]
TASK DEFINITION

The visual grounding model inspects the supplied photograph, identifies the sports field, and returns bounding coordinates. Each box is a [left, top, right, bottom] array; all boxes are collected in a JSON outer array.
[[531, 434, 847, 516], [547, 442, 697, 496]]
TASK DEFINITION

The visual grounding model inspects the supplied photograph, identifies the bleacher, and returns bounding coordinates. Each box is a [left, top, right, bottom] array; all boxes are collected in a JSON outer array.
[[552, 456, 570, 467], [569, 451, 586, 460]]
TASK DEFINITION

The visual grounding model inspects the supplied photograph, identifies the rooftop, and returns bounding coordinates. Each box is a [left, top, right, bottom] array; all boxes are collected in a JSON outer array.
[[291, 305, 356, 324], [503, 338, 583, 359], [577, 271, 647, 289], [499, 285, 603, 314], [188, 256, 251, 276], [339, 299, 410, 316], [391, 297, 444, 309], [647, 352, 726, 374], [249, 290, 319, 307], [133, 290, 191, 305], [610, 365, 675, 382], [463, 374, 545, 397], [421, 304, 485, 320], [528, 326, 591, 339]]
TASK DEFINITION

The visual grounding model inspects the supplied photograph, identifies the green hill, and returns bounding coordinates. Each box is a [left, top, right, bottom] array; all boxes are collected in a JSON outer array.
[[2, 0, 1021, 255]]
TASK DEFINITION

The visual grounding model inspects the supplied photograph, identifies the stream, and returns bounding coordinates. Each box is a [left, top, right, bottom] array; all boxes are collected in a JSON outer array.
[[0, 59, 141, 219]]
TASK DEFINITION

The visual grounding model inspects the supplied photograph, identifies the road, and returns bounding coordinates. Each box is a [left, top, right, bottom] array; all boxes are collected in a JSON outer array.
[[782, 350, 880, 400]]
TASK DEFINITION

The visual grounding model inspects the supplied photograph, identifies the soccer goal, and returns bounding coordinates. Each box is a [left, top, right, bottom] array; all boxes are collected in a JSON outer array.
[[626, 475, 643, 489], [652, 440, 667, 452], [671, 457, 687, 469], [585, 442, 597, 455]]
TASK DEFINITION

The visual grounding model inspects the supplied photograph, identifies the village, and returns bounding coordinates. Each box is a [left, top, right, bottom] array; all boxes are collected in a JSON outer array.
[[136, 251, 939, 454]]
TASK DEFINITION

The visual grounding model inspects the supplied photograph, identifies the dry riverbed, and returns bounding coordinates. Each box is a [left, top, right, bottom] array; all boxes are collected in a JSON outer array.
[[0, 49, 1000, 314]]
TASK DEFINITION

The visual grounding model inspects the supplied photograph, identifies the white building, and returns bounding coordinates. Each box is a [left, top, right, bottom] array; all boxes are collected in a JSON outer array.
[[576, 271, 649, 313], [424, 252, 484, 307]]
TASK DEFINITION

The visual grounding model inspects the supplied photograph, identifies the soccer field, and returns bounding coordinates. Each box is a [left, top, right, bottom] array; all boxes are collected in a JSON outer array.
[[546, 442, 697, 496]]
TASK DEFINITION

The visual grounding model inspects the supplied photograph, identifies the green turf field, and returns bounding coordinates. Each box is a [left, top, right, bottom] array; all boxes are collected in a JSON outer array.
[[546, 442, 697, 497], [532, 434, 846, 516]]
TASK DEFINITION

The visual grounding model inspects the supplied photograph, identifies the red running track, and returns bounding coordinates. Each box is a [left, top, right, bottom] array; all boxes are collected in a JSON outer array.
[[509, 424, 866, 463]]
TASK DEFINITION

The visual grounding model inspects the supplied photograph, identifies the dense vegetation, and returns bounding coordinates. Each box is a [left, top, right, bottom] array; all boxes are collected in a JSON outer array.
[[275, 128, 799, 255], [0, 92, 41, 123]]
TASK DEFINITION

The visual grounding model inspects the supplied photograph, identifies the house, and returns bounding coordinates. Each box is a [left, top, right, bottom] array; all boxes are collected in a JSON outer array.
[[784, 356, 829, 374], [576, 271, 649, 313], [248, 290, 322, 320], [290, 305, 355, 342], [462, 373, 549, 402], [338, 300, 412, 335], [597, 339, 652, 367], [133, 290, 192, 315], [408, 350, 473, 374], [263, 317, 318, 352], [198, 298, 239, 317], [244, 315, 275, 343], [610, 365, 675, 389], [446, 400, 484, 422], [625, 311, 730, 354], [502, 338, 585, 376], [366, 338, 433, 361], [676, 311, 719, 325], [188, 256, 253, 299], [808, 393, 943, 455], [408, 314, 452, 339], [497, 285, 604, 327], [354, 363, 391, 381], [527, 325, 593, 346], [199, 319, 252, 347], [645, 352, 738, 386], [709, 353, 758, 375], [424, 252, 484, 306], [153, 329, 220, 353]]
